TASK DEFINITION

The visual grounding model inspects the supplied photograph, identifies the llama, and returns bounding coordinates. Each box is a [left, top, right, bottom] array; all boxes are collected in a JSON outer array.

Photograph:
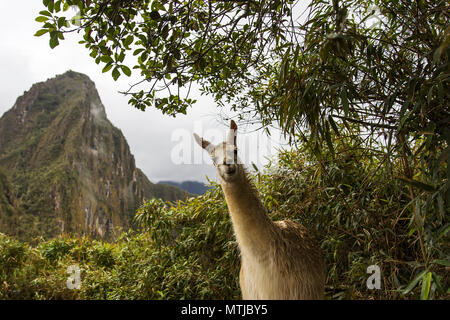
[[194, 120, 326, 299]]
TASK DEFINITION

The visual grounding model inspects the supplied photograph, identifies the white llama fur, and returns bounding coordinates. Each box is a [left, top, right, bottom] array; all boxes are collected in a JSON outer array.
[[194, 120, 326, 299]]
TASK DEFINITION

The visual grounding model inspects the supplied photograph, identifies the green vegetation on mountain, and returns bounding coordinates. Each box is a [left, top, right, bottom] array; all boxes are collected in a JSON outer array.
[[0, 170, 22, 236], [0, 71, 187, 241]]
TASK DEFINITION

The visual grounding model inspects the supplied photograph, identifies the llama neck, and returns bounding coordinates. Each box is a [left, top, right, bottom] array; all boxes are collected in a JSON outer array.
[[220, 167, 274, 257]]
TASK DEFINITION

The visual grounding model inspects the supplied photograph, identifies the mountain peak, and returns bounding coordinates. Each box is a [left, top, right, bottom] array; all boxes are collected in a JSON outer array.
[[0, 72, 187, 241], [10, 70, 106, 125]]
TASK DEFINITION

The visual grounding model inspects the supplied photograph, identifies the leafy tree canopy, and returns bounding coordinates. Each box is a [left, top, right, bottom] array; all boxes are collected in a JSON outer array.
[[36, 0, 449, 187], [35, 0, 448, 130]]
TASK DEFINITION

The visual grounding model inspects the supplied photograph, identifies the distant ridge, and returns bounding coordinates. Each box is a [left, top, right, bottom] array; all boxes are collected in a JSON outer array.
[[158, 180, 211, 195]]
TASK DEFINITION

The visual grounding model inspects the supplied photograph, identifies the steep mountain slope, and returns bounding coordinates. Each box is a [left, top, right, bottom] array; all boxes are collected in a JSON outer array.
[[0, 71, 187, 241], [0, 170, 22, 237]]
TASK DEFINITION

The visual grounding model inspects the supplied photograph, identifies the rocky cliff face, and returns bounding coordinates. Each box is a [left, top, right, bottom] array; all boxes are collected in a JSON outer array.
[[0, 71, 187, 241]]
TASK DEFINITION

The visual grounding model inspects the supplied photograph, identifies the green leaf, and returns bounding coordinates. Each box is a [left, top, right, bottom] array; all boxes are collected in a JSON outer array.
[[100, 55, 114, 64], [341, 88, 349, 116], [402, 269, 427, 295], [431, 272, 445, 294], [34, 29, 49, 37], [123, 35, 134, 47], [112, 67, 120, 81], [328, 115, 340, 136], [133, 48, 145, 56], [57, 17, 66, 28], [49, 36, 59, 49], [420, 272, 432, 300], [102, 63, 113, 73], [397, 177, 436, 192], [35, 16, 49, 23], [121, 65, 132, 77], [48, 0, 55, 13], [54, 0, 62, 13], [39, 10, 52, 17], [117, 51, 125, 63], [432, 259, 450, 267], [437, 223, 450, 241]]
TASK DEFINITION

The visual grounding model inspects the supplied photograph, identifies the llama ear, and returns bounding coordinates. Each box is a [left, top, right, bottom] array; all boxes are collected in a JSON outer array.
[[193, 133, 212, 150], [227, 120, 237, 146], [230, 120, 237, 131]]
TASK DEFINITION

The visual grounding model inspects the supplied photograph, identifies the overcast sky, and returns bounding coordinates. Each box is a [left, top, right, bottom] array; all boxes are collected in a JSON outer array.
[[0, 1, 290, 183]]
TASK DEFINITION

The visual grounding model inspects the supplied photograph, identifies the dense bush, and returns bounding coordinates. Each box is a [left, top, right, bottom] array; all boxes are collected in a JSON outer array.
[[0, 146, 448, 299], [262, 147, 449, 299], [0, 186, 240, 300]]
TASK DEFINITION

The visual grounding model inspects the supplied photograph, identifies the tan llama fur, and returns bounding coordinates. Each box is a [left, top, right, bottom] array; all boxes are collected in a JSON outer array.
[[194, 120, 326, 299]]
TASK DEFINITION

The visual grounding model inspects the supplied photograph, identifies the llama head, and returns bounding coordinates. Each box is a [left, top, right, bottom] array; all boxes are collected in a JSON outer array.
[[194, 120, 240, 182]]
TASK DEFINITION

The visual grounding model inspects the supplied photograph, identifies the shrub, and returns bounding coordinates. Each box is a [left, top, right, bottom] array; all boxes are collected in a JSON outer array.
[[0, 146, 447, 299]]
